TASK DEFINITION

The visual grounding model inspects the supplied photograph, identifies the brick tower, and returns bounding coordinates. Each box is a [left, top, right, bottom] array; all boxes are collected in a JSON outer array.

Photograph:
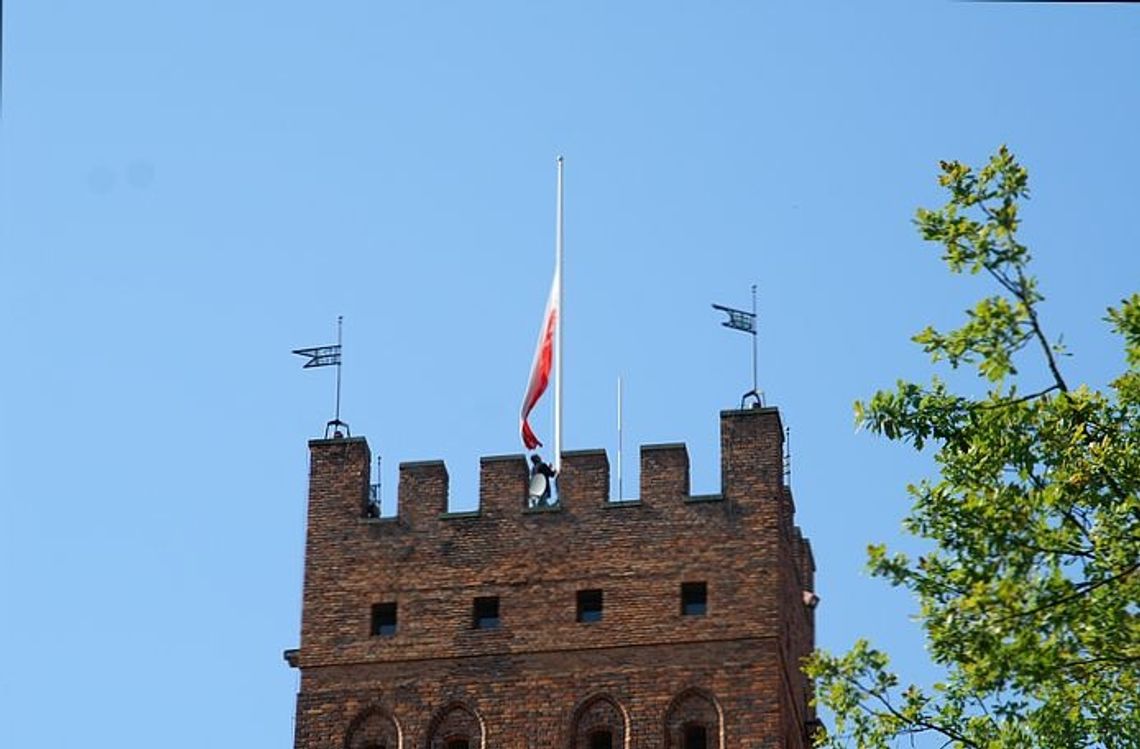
[[286, 406, 819, 748]]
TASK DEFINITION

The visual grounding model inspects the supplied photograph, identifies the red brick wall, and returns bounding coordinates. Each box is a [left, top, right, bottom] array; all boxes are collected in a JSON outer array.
[[292, 407, 816, 748]]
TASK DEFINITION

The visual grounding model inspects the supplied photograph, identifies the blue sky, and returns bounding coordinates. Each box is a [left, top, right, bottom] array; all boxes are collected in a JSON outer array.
[[2, 2, 1139, 747]]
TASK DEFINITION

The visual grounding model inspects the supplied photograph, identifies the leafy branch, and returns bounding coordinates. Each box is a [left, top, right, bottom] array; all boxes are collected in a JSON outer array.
[[808, 148, 1140, 749]]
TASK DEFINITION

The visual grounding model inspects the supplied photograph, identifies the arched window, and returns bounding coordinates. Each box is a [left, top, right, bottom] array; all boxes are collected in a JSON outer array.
[[664, 689, 722, 749], [571, 695, 627, 749], [427, 703, 483, 749], [344, 706, 400, 749]]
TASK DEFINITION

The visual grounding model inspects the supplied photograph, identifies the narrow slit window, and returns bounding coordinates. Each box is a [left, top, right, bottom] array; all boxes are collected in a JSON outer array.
[[371, 601, 397, 636], [681, 582, 707, 616], [473, 596, 500, 629], [577, 589, 603, 623]]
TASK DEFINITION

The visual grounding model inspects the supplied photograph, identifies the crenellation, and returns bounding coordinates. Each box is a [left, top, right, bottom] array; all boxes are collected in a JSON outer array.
[[796, 528, 816, 593], [783, 485, 797, 518], [720, 407, 784, 500], [478, 453, 529, 517], [639, 442, 690, 504], [307, 437, 371, 523], [778, 487, 798, 546], [557, 448, 610, 509], [397, 460, 449, 526]]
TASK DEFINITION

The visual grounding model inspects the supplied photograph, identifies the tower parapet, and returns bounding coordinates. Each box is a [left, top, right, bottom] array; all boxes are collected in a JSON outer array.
[[291, 406, 818, 748]]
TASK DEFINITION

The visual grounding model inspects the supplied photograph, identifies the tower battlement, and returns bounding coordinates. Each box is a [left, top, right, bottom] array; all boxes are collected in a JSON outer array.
[[311, 407, 791, 521], [292, 406, 819, 748]]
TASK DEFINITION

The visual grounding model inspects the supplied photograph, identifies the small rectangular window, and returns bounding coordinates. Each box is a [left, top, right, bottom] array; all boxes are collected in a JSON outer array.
[[577, 589, 603, 623], [371, 601, 397, 636], [473, 596, 500, 629], [681, 582, 707, 616]]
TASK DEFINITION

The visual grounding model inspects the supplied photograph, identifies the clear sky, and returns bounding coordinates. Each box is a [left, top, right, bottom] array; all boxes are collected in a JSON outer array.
[[2, 2, 1139, 747]]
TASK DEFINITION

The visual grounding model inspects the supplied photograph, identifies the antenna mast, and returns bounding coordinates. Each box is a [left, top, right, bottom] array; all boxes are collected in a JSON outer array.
[[751, 284, 758, 397], [335, 315, 343, 426], [783, 426, 792, 487], [617, 375, 623, 501]]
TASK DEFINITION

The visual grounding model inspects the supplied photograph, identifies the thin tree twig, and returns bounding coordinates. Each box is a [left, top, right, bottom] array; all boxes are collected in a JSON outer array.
[[843, 676, 982, 749], [975, 384, 1061, 410], [992, 561, 1139, 624], [1014, 267, 1069, 393]]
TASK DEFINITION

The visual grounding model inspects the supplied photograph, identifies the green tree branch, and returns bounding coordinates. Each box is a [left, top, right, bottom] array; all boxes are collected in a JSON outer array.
[[807, 148, 1140, 749]]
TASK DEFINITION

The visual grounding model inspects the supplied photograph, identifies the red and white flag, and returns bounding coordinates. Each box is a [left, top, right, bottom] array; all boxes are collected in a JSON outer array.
[[520, 267, 560, 450]]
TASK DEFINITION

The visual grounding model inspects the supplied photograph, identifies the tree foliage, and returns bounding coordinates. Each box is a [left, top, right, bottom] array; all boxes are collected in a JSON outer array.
[[806, 148, 1140, 748]]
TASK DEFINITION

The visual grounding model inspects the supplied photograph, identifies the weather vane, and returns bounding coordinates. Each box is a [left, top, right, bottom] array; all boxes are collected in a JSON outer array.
[[293, 315, 347, 438], [712, 285, 762, 408]]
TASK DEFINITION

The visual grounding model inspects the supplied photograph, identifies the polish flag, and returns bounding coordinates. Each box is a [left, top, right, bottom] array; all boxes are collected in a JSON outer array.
[[520, 267, 560, 450]]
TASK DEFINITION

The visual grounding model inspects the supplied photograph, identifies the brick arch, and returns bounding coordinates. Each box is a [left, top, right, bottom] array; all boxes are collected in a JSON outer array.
[[569, 693, 630, 749], [425, 701, 485, 749], [344, 704, 401, 749], [663, 688, 724, 749]]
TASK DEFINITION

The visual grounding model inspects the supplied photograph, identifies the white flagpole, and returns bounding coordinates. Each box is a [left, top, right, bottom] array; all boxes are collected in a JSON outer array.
[[554, 156, 564, 474], [617, 375, 623, 500]]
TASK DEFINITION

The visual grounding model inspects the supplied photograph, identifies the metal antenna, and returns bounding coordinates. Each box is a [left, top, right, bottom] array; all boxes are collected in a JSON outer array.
[[751, 284, 758, 397], [335, 315, 343, 425], [369, 456, 382, 517], [784, 426, 792, 487], [617, 375, 624, 501]]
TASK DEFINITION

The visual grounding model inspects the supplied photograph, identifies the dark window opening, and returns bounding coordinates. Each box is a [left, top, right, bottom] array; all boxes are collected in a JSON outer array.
[[473, 596, 500, 629], [679, 720, 706, 743], [577, 589, 603, 623], [589, 729, 614, 749], [681, 582, 707, 616], [446, 740, 469, 749], [684, 723, 708, 749], [370, 601, 397, 636]]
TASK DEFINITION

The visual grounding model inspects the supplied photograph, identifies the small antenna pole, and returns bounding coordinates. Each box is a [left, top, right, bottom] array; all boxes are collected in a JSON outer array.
[[617, 375, 624, 501], [334, 315, 343, 425], [370, 455, 382, 517], [751, 284, 758, 396], [784, 426, 792, 486]]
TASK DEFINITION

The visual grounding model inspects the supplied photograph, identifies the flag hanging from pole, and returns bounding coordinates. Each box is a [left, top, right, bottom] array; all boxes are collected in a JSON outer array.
[[520, 265, 560, 450], [711, 303, 756, 334], [292, 344, 341, 368]]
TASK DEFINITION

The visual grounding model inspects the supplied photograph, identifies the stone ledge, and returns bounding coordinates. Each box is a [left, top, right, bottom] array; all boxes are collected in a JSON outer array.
[[522, 505, 563, 515], [685, 494, 725, 504], [440, 510, 481, 520]]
